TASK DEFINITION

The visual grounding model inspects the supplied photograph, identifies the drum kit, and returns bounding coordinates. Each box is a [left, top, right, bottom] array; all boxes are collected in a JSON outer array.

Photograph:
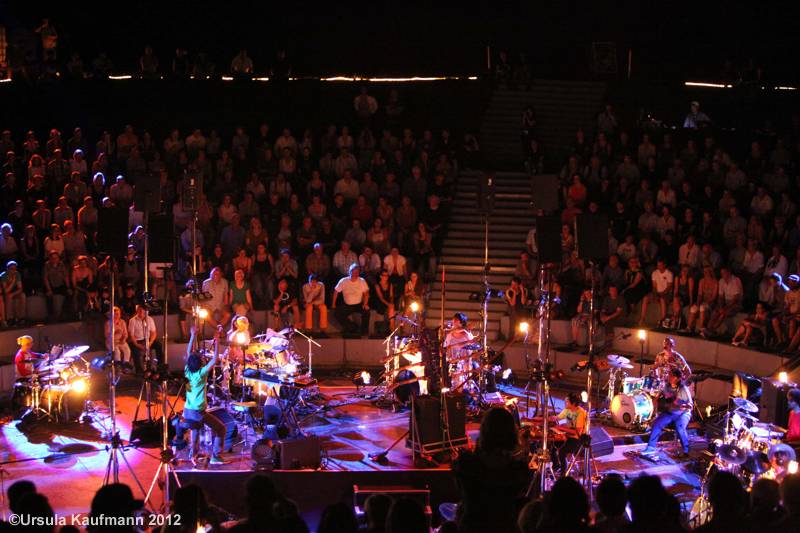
[[690, 397, 790, 527], [382, 336, 427, 404], [203, 326, 306, 405], [599, 354, 661, 430], [13, 345, 92, 423]]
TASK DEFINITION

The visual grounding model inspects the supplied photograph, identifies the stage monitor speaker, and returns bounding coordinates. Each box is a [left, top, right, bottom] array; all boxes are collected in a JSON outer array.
[[410, 393, 466, 446], [589, 425, 614, 457], [535, 216, 562, 264], [148, 213, 175, 263], [530, 174, 560, 213], [276, 436, 322, 469], [575, 213, 609, 260], [97, 207, 129, 256], [207, 406, 239, 451], [477, 173, 496, 214]]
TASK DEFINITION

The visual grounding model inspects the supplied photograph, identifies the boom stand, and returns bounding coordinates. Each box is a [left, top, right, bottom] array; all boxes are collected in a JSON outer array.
[[103, 267, 148, 500], [292, 327, 321, 377]]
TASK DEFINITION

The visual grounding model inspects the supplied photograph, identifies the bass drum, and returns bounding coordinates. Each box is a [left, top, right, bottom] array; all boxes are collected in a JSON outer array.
[[393, 369, 420, 405], [610, 392, 654, 429]]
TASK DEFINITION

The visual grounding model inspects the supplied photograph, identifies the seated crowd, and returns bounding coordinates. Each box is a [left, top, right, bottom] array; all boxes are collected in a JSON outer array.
[[509, 103, 800, 355], [0, 105, 465, 343]]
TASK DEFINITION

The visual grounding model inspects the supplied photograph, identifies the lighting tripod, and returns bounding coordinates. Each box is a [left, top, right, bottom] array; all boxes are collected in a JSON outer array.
[[526, 264, 558, 497], [102, 266, 148, 500]]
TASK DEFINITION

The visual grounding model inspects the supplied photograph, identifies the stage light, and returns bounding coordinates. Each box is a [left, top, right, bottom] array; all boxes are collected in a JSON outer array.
[[637, 329, 647, 341], [779, 371, 789, 384], [581, 391, 589, 404], [353, 370, 371, 387], [195, 307, 209, 320], [71, 378, 87, 394], [519, 321, 530, 334], [235, 332, 249, 345], [789, 461, 799, 475], [706, 405, 713, 417], [410, 301, 420, 313]]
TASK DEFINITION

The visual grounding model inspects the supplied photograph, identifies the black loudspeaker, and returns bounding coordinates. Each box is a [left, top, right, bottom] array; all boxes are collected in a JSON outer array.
[[275, 436, 321, 469], [97, 207, 129, 256], [148, 213, 175, 263], [530, 174, 560, 212], [760, 380, 790, 428], [589, 425, 614, 457], [477, 173, 496, 214], [133, 175, 162, 213], [575, 214, 610, 260], [410, 393, 466, 446], [535, 216, 562, 264], [207, 406, 239, 451], [130, 419, 165, 446]]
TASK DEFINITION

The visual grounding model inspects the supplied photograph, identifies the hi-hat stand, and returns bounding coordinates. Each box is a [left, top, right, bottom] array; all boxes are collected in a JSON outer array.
[[578, 261, 601, 500]]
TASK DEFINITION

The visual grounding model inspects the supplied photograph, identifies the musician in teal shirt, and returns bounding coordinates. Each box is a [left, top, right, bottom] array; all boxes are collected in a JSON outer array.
[[184, 325, 226, 465]]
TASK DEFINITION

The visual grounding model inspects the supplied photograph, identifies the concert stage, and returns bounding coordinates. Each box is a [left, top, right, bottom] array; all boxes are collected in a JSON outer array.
[[1, 374, 706, 527]]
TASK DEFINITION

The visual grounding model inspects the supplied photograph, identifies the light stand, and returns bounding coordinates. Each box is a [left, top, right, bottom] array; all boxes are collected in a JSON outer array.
[[102, 263, 147, 500], [580, 261, 599, 501], [144, 285, 179, 512]]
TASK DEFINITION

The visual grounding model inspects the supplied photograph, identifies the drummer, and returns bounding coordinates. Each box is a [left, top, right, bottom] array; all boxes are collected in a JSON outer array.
[[444, 312, 475, 361], [226, 314, 252, 362], [785, 388, 800, 443], [652, 336, 691, 382], [14, 335, 46, 378]]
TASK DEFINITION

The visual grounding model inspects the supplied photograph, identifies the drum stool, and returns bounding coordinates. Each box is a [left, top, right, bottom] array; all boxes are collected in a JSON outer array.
[[231, 401, 258, 454]]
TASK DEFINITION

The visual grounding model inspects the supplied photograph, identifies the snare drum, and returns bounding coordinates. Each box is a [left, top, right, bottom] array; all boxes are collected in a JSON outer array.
[[642, 373, 662, 393]]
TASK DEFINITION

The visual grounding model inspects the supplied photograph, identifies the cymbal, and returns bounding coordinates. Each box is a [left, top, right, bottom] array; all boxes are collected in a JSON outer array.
[[607, 361, 633, 369], [732, 397, 759, 414], [717, 443, 747, 465], [742, 451, 770, 475], [751, 424, 785, 439], [277, 326, 295, 337], [61, 345, 90, 359], [768, 443, 797, 463], [444, 336, 482, 349], [448, 353, 479, 363], [607, 354, 631, 366]]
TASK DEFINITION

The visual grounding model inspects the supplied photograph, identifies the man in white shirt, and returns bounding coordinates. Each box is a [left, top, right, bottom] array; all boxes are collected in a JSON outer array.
[[201, 267, 231, 329], [332, 263, 370, 336], [128, 304, 162, 375], [640, 260, 674, 326], [704, 267, 743, 337]]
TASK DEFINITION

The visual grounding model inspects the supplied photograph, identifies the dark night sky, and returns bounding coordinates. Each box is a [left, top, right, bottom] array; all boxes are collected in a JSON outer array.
[[2, 1, 798, 79]]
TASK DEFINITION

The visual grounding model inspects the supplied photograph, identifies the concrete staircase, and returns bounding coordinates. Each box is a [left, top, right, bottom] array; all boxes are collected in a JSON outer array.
[[427, 171, 535, 340], [480, 80, 608, 169]]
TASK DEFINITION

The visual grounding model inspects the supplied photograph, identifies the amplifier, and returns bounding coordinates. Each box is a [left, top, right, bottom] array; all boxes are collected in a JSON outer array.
[[276, 436, 321, 469]]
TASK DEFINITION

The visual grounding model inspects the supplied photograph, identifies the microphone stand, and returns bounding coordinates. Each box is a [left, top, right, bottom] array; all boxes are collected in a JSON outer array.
[[291, 327, 320, 377]]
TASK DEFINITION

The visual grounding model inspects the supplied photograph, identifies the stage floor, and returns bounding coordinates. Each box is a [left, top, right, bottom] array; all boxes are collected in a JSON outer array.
[[0, 377, 703, 525]]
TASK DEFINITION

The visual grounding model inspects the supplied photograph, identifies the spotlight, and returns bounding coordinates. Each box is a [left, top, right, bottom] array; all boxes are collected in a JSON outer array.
[[779, 371, 789, 385], [195, 306, 209, 320], [518, 321, 530, 334], [637, 329, 647, 341], [581, 391, 589, 404], [251, 438, 276, 471], [789, 461, 799, 475], [410, 301, 420, 313], [70, 378, 87, 394], [499, 368, 514, 386], [234, 332, 249, 345], [353, 370, 371, 387]]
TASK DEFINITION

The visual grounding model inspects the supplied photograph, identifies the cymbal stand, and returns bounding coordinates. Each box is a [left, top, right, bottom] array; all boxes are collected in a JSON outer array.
[[580, 261, 599, 501], [373, 325, 403, 403]]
